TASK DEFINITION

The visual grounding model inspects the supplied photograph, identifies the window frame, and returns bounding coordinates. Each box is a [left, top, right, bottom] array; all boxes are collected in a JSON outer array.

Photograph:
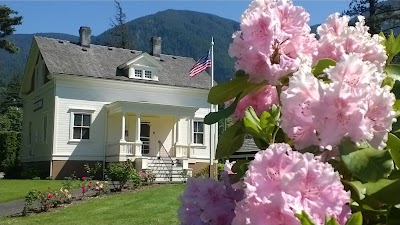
[[68, 109, 95, 142], [193, 120, 205, 145]]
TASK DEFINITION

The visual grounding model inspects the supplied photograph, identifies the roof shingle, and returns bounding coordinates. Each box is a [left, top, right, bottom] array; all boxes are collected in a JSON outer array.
[[34, 36, 213, 89]]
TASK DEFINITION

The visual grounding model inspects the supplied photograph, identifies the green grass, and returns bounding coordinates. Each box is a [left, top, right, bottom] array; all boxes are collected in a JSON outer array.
[[0, 180, 79, 203], [0, 184, 185, 225]]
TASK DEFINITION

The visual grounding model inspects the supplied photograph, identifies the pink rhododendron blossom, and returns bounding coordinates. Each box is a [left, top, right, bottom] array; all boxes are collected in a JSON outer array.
[[232, 85, 279, 121], [232, 143, 350, 225], [315, 13, 387, 71], [229, 0, 317, 84], [281, 55, 395, 150], [178, 174, 243, 225]]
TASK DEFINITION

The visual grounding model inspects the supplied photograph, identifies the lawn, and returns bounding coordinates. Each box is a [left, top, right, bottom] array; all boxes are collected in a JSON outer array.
[[0, 180, 79, 203], [0, 184, 185, 225]]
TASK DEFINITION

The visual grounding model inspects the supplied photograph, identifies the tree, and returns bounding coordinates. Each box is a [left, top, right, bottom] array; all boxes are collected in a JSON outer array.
[[343, 0, 400, 34], [0, 106, 22, 132], [0, 75, 22, 114], [0, 5, 23, 53], [109, 0, 134, 49]]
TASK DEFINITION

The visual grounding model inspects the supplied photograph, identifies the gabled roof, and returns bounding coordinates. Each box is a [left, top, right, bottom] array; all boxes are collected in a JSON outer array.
[[33, 36, 213, 89]]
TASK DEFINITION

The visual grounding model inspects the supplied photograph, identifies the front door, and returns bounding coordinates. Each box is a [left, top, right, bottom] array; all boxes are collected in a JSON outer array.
[[140, 122, 150, 155]]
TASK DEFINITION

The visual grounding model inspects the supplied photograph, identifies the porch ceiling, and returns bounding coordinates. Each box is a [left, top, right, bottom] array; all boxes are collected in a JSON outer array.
[[105, 101, 198, 117]]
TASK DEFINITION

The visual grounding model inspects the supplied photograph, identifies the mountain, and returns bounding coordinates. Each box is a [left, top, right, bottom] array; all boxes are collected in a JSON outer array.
[[0, 10, 240, 83], [0, 33, 78, 82]]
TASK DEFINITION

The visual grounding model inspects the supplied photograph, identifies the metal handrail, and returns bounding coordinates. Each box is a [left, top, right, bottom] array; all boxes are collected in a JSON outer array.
[[158, 140, 174, 165]]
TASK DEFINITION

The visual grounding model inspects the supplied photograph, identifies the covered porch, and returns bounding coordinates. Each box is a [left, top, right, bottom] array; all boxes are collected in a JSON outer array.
[[104, 101, 210, 166]]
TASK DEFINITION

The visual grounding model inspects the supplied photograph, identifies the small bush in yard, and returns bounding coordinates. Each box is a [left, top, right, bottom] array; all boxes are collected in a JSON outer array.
[[130, 169, 143, 188], [36, 189, 54, 212], [84, 162, 102, 179], [140, 169, 156, 185], [106, 161, 136, 191], [93, 181, 109, 196], [23, 190, 37, 216]]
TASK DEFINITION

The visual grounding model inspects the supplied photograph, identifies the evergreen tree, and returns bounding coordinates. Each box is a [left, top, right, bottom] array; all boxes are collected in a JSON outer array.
[[0, 75, 22, 114], [343, 0, 400, 34], [0, 5, 23, 53], [109, 0, 134, 49]]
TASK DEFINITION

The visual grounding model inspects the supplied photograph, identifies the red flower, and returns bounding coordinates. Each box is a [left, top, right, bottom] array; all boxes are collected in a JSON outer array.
[[47, 193, 53, 199], [82, 176, 87, 181], [88, 181, 92, 188], [81, 185, 86, 193]]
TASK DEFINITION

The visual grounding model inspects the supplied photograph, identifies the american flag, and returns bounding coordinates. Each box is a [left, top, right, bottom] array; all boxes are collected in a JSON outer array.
[[189, 51, 211, 78]]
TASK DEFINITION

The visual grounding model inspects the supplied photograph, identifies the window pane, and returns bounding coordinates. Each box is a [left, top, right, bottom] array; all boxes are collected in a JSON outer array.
[[193, 122, 198, 132], [73, 128, 81, 139], [83, 115, 90, 126], [135, 69, 142, 77], [195, 133, 203, 144], [197, 122, 204, 132], [145, 71, 152, 78], [82, 128, 90, 139], [74, 114, 82, 126]]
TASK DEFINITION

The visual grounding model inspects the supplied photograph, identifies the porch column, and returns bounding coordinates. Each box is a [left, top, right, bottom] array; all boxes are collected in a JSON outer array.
[[120, 111, 126, 142], [136, 114, 141, 142], [188, 118, 193, 144], [174, 117, 186, 158], [134, 113, 142, 156]]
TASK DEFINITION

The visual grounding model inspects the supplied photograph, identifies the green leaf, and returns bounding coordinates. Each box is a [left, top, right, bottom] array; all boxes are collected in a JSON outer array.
[[243, 107, 262, 136], [325, 217, 340, 225], [204, 96, 239, 125], [363, 178, 400, 205], [339, 139, 394, 182], [215, 121, 244, 159], [393, 100, 400, 115], [387, 206, 400, 225], [312, 58, 336, 76], [295, 211, 316, 225], [387, 133, 400, 167], [253, 136, 269, 149], [342, 180, 366, 200], [382, 76, 395, 89], [385, 64, 400, 82], [384, 31, 400, 64], [345, 212, 362, 225], [207, 75, 249, 104]]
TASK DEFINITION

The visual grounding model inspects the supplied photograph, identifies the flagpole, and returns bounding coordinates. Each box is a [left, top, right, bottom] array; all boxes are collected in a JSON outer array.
[[209, 37, 215, 178]]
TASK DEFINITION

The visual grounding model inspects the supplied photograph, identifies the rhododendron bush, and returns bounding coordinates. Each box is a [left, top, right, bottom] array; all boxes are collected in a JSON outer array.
[[178, 0, 400, 224]]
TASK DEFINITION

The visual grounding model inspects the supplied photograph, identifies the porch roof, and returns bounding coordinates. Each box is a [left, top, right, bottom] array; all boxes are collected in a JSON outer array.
[[105, 101, 199, 117]]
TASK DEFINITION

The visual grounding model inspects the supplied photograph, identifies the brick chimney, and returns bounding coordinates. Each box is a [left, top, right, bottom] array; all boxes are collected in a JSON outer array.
[[79, 26, 92, 47], [150, 36, 161, 57]]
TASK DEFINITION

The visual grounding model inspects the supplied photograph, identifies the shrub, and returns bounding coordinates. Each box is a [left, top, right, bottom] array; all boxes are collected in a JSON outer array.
[[130, 169, 143, 188], [140, 169, 156, 185], [180, 169, 189, 183], [84, 162, 102, 179], [23, 190, 37, 216], [105, 161, 136, 191], [93, 181, 109, 196], [21, 166, 41, 179], [0, 131, 20, 171], [36, 189, 54, 212]]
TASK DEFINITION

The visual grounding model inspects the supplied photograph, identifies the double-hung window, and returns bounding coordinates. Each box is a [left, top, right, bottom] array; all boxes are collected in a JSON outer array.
[[73, 113, 91, 140], [193, 121, 204, 144]]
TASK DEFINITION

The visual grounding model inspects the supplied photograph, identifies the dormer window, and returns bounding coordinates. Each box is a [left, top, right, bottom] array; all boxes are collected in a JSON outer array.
[[135, 69, 142, 77], [118, 52, 161, 81], [144, 71, 152, 79]]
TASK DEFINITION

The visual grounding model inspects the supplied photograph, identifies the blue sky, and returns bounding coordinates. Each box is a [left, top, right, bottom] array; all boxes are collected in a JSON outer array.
[[4, 0, 351, 36]]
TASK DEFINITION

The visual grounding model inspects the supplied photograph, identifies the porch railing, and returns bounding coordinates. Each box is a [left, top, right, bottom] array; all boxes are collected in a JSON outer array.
[[107, 142, 135, 156]]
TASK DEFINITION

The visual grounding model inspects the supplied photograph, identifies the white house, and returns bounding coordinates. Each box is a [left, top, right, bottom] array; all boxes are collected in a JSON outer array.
[[19, 26, 218, 180]]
